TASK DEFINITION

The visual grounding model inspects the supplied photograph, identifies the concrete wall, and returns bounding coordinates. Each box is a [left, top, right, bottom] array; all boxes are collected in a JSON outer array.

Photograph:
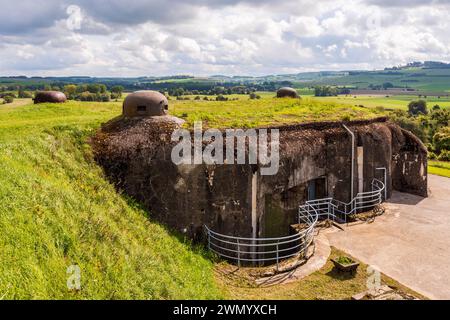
[[93, 118, 428, 240]]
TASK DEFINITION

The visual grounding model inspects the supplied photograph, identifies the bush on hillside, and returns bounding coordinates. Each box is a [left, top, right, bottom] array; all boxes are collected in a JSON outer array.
[[18, 89, 33, 98], [433, 127, 450, 154], [428, 151, 437, 160], [111, 85, 124, 98], [408, 100, 428, 116], [249, 92, 261, 99], [389, 110, 427, 142], [437, 150, 450, 161], [216, 95, 228, 101], [3, 95, 14, 104]]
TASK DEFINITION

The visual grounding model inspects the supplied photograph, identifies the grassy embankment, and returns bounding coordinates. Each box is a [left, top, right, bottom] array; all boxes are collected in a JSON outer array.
[[0, 100, 223, 299], [0, 96, 439, 299], [170, 96, 381, 128], [0, 97, 380, 299]]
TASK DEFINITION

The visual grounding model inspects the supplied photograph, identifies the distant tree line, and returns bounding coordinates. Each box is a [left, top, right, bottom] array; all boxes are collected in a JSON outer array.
[[0, 83, 125, 103], [368, 82, 395, 90], [63, 84, 124, 102], [314, 86, 351, 96], [0, 79, 294, 97]]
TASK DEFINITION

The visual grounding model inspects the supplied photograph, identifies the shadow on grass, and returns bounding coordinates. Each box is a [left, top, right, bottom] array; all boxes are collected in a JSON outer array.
[[118, 191, 218, 262], [325, 267, 358, 281]]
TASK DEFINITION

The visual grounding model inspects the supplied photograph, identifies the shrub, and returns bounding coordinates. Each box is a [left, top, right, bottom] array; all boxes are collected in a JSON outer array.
[[3, 95, 14, 104], [389, 110, 427, 142], [249, 92, 261, 99], [428, 152, 437, 160], [99, 93, 111, 102], [430, 109, 449, 128], [77, 92, 96, 101], [408, 100, 427, 116], [335, 256, 355, 265], [18, 90, 33, 98], [437, 150, 450, 162], [0, 92, 17, 98], [111, 85, 124, 98], [433, 127, 450, 154], [216, 95, 228, 101]]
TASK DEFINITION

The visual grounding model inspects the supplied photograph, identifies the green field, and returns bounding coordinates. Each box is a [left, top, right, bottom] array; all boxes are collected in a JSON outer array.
[[311, 94, 450, 111], [300, 68, 450, 92], [429, 161, 450, 178]]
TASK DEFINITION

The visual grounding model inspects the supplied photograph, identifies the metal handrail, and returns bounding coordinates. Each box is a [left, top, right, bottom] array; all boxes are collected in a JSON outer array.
[[204, 204, 319, 267], [299, 178, 385, 223], [204, 178, 385, 267]]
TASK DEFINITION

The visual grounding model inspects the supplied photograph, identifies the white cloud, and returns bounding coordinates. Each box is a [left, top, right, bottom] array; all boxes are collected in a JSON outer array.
[[0, 0, 449, 76]]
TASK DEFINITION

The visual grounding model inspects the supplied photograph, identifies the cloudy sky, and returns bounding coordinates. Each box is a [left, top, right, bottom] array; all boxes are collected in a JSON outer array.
[[0, 0, 449, 76]]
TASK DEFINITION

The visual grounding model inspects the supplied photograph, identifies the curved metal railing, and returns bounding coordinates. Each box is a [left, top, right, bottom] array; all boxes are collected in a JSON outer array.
[[204, 204, 319, 267], [204, 178, 385, 266], [299, 178, 385, 223]]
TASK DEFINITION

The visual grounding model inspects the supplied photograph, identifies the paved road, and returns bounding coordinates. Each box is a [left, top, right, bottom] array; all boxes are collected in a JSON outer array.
[[328, 175, 450, 300]]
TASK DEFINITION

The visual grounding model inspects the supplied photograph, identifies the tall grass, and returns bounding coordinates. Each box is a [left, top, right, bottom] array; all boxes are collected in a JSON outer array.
[[0, 102, 221, 299], [170, 96, 380, 128]]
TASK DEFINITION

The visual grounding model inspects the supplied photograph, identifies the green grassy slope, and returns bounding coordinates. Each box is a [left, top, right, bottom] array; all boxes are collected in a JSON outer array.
[[0, 101, 222, 299], [0, 96, 419, 299]]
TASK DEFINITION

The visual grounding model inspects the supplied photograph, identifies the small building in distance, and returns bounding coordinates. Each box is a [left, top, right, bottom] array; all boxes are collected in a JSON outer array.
[[34, 91, 67, 104], [123, 90, 169, 117], [276, 87, 299, 98]]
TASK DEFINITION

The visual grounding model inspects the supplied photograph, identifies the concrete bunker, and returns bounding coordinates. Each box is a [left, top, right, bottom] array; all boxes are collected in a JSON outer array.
[[276, 87, 300, 98], [92, 114, 428, 266], [34, 91, 67, 104], [123, 90, 169, 117]]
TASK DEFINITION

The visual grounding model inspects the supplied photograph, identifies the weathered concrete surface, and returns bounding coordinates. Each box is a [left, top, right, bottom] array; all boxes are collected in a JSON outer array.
[[327, 174, 450, 300], [93, 117, 428, 240]]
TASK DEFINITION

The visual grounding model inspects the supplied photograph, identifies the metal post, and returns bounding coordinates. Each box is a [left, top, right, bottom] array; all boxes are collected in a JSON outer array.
[[207, 231, 211, 251], [376, 167, 387, 200], [237, 239, 241, 268], [276, 241, 279, 272], [343, 124, 355, 212], [327, 202, 330, 221]]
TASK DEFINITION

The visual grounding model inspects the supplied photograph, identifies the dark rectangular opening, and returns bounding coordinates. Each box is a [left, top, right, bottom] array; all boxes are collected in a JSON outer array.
[[137, 105, 147, 113], [307, 177, 327, 201]]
